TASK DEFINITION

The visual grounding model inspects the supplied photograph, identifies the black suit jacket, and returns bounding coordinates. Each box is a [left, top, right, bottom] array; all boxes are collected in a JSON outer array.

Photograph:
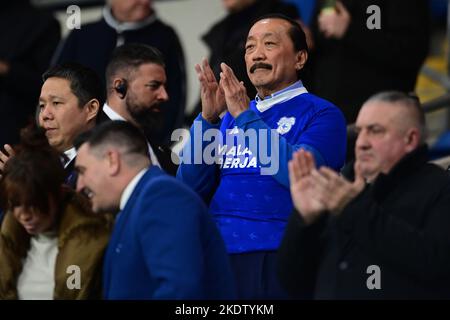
[[64, 157, 78, 189], [278, 146, 450, 299], [97, 111, 178, 176]]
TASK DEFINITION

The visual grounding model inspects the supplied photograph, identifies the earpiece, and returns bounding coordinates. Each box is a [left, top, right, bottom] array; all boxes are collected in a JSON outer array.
[[115, 79, 128, 98]]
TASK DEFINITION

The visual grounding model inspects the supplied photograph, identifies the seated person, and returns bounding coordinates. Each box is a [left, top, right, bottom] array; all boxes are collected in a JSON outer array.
[[279, 91, 450, 299], [0, 62, 103, 188], [0, 126, 112, 299]]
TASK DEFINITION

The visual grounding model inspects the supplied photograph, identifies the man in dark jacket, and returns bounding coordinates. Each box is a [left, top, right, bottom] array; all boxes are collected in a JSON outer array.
[[100, 43, 177, 176], [279, 91, 450, 299], [308, 0, 430, 124], [0, 0, 60, 148]]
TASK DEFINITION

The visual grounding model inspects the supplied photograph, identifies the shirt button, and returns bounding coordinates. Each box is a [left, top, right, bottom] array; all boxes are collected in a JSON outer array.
[[339, 261, 348, 270]]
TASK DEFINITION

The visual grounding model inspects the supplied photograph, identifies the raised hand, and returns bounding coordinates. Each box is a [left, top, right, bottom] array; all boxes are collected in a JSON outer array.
[[195, 58, 226, 123], [318, 1, 351, 39], [313, 163, 365, 215], [219, 63, 250, 119], [0, 144, 15, 177], [289, 149, 326, 225]]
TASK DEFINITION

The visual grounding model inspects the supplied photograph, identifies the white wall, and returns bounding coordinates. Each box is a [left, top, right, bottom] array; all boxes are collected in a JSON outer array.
[[55, 0, 226, 113]]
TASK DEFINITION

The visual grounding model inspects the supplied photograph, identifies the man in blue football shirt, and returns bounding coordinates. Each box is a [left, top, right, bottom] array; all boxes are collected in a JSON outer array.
[[177, 13, 347, 299]]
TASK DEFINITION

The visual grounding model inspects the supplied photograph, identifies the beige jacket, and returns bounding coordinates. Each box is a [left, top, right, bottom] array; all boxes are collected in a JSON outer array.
[[0, 190, 113, 299]]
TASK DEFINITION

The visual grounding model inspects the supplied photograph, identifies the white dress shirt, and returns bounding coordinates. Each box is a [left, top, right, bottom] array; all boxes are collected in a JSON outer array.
[[103, 103, 161, 167], [63, 147, 77, 168], [119, 168, 148, 210]]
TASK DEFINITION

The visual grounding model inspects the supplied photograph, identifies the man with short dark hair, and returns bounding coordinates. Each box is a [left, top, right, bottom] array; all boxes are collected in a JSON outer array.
[[101, 43, 177, 175], [38, 63, 103, 186], [75, 120, 235, 299], [279, 91, 450, 299], [178, 14, 347, 299], [0, 63, 103, 187]]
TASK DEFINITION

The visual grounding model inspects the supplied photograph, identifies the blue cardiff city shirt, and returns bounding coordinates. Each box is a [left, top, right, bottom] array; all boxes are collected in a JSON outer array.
[[178, 81, 347, 253]]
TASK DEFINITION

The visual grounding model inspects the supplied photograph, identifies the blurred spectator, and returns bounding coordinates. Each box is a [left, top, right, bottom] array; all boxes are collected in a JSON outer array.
[[53, 0, 185, 145], [75, 121, 235, 299], [308, 0, 430, 124], [0, 0, 60, 149], [186, 0, 299, 125], [0, 126, 111, 299]]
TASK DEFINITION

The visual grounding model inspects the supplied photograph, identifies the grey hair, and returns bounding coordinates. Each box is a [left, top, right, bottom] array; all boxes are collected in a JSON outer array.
[[365, 91, 426, 143]]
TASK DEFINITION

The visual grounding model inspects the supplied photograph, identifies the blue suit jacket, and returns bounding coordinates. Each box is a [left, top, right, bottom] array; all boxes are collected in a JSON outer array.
[[102, 166, 235, 299]]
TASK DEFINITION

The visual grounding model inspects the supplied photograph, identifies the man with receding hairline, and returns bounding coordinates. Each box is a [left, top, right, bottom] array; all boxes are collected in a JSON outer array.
[[279, 91, 450, 299], [178, 14, 346, 299], [75, 121, 235, 299]]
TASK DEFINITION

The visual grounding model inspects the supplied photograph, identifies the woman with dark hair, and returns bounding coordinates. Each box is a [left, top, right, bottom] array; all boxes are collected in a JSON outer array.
[[0, 127, 112, 299]]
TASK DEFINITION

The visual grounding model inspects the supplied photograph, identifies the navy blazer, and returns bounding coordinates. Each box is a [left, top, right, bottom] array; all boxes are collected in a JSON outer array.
[[102, 166, 235, 299]]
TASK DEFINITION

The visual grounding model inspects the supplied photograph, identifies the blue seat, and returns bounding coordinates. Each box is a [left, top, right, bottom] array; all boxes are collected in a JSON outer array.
[[429, 130, 450, 159]]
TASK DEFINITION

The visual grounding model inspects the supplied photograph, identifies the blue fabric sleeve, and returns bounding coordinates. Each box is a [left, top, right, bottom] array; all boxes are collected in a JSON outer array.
[[176, 113, 222, 203], [234, 108, 346, 188], [137, 179, 207, 299]]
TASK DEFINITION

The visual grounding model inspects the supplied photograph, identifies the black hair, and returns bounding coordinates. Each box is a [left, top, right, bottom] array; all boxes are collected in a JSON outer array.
[[0, 125, 65, 214], [252, 13, 308, 53], [74, 120, 149, 159], [105, 43, 165, 89], [43, 62, 105, 108]]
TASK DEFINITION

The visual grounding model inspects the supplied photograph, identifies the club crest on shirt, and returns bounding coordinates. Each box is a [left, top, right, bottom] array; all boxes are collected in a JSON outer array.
[[228, 126, 240, 135], [276, 117, 296, 135]]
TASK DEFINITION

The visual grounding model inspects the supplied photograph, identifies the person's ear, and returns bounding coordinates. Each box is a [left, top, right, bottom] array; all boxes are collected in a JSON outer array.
[[113, 78, 128, 99], [295, 50, 308, 72], [105, 149, 121, 176], [85, 99, 100, 122], [404, 128, 420, 152]]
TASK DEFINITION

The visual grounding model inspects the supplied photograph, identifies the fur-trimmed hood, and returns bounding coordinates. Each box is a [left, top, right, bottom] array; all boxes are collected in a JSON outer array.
[[0, 190, 113, 299]]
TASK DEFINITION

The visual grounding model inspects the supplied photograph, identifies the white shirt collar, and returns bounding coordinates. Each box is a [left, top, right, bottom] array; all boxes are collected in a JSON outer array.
[[102, 103, 161, 168], [103, 102, 126, 121], [63, 147, 77, 168], [255, 81, 308, 113], [120, 168, 148, 211]]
